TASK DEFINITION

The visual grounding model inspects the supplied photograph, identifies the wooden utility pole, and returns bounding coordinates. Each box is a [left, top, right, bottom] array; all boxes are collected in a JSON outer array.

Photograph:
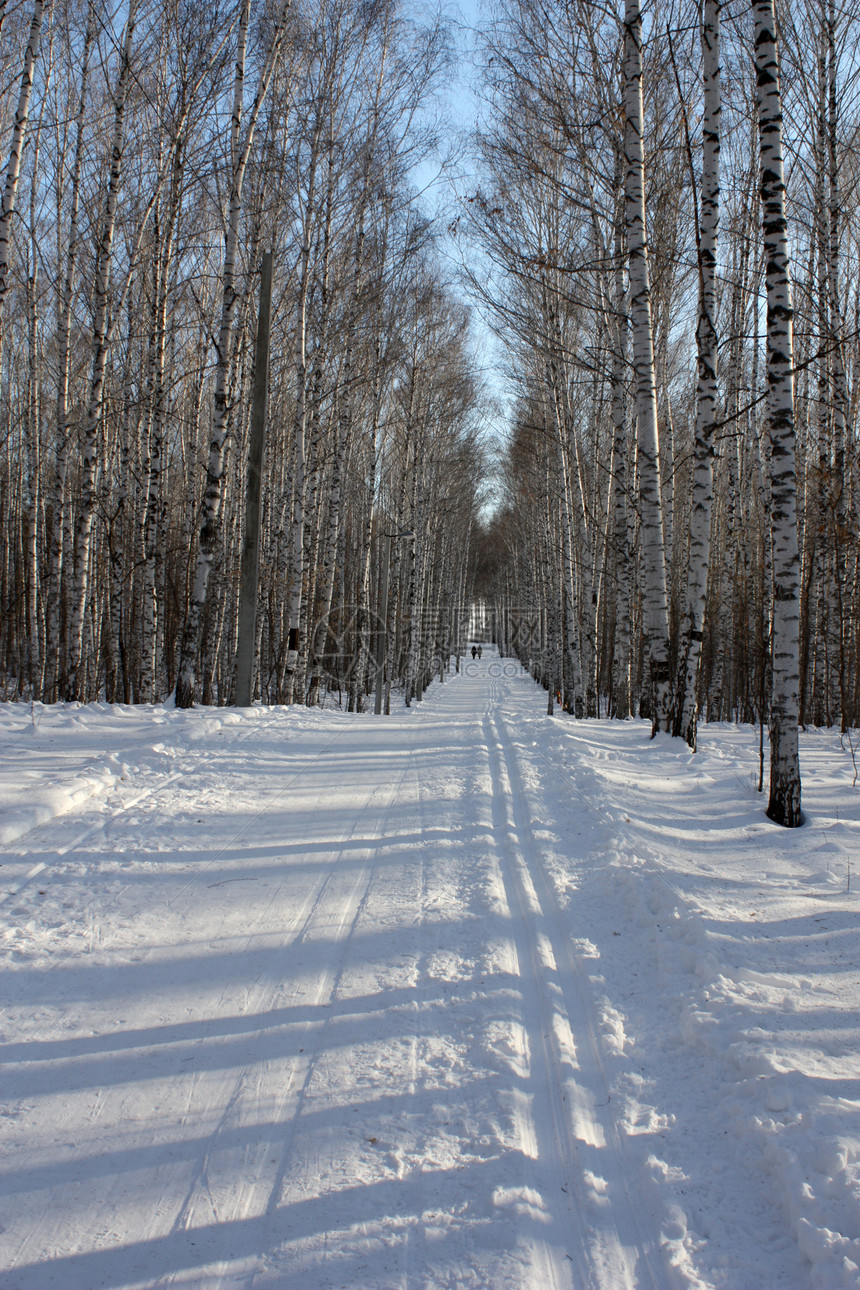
[[235, 251, 273, 706]]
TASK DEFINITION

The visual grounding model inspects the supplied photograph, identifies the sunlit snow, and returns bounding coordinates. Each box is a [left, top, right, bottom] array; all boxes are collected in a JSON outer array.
[[2, 650, 859, 1288]]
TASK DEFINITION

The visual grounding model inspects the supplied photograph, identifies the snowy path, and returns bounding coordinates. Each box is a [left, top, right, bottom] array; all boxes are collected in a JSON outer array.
[[3, 655, 860, 1288]]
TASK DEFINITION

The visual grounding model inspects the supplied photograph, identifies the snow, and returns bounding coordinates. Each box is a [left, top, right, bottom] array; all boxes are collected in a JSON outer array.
[[2, 652, 860, 1289]]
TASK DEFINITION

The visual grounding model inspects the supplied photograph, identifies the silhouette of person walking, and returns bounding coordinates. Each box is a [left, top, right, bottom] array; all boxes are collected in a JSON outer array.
[[471, 646, 477, 660]]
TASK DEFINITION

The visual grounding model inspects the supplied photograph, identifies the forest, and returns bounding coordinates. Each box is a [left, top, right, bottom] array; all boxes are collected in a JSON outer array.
[[1, 0, 858, 826]]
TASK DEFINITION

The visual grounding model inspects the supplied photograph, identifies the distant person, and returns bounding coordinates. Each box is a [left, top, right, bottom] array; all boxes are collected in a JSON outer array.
[[477, 645, 482, 659], [471, 645, 477, 659]]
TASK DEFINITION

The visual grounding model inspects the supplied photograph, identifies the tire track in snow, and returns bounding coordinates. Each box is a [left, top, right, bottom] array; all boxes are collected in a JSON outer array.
[[483, 684, 661, 1290]]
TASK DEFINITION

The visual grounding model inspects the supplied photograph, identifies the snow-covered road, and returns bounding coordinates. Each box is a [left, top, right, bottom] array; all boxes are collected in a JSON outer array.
[[3, 654, 860, 1288]]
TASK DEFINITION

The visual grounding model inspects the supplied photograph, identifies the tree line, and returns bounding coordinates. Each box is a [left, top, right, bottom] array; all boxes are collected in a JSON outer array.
[[2, 0, 857, 826], [465, 0, 860, 825], [0, 0, 485, 714]]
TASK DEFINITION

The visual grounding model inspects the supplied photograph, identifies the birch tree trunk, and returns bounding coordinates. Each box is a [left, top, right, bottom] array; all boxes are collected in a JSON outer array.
[[23, 78, 48, 697], [404, 436, 424, 707], [623, 0, 671, 732], [676, 0, 721, 749], [0, 0, 45, 356], [282, 114, 325, 705], [141, 148, 183, 702], [826, 0, 850, 726], [754, 0, 803, 827], [305, 167, 370, 705], [44, 2, 93, 701], [66, 1, 138, 699], [175, 0, 293, 707], [542, 304, 580, 715], [608, 155, 632, 718]]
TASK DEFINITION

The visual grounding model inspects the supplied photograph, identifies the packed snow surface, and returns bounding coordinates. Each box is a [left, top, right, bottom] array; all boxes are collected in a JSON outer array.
[[2, 652, 860, 1289]]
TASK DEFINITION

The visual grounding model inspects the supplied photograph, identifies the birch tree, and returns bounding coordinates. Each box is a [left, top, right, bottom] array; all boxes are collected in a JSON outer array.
[[0, 0, 46, 355], [43, 0, 94, 701], [66, 0, 138, 699], [675, 0, 721, 748], [623, 0, 672, 732], [175, 0, 295, 708], [755, 0, 803, 826]]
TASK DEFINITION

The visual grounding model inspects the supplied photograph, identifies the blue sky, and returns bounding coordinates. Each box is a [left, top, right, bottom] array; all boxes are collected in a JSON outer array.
[[413, 0, 514, 456]]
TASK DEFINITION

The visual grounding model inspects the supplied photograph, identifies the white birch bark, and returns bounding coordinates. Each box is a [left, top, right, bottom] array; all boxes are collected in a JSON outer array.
[[282, 112, 327, 705], [543, 316, 581, 715], [351, 362, 382, 712], [107, 393, 132, 702], [404, 434, 425, 707], [282, 370, 307, 706], [175, 0, 251, 708], [66, 1, 138, 699], [307, 29, 396, 705], [543, 484, 560, 714], [754, 0, 803, 827], [676, 0, 721, 749], [175, 0, 294, 707], [44, 2, 93, 701], [0, 0, 45, 353], [140, 163, 179, 703], [22, 70, 48, 697], [826, 0, 849, 724], [297, 360, 326, 705], [624, 0, 671, 732], [811, 19, 830, 726], [307, 366, 349, 706], [608, 151, 632, 718]]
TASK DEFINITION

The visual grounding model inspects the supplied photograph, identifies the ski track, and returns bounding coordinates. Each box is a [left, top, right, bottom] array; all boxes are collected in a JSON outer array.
[[1, 715, 354, 910], [160, 745, 420, 1290], [3, 657, 859, 1288], [484, 686, 661, 1290]]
